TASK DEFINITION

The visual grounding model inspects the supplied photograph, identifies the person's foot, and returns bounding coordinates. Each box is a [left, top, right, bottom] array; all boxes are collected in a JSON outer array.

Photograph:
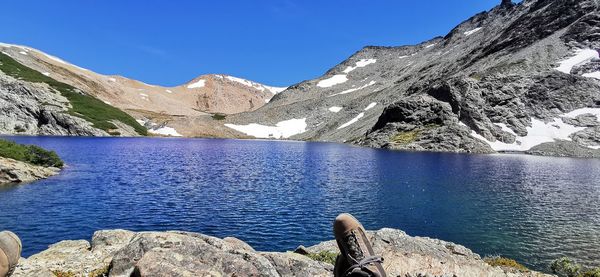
[[0, 231, 21, 277], [333, 213, 386, 277]]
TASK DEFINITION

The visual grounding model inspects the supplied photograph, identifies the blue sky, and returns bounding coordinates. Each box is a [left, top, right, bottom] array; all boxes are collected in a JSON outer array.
[[1, 0, 511, 87]]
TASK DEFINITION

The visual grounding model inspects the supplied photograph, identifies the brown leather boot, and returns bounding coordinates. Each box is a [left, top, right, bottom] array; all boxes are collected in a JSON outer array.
[[333, 213, 386, 277], [0, 231, 21, 277]]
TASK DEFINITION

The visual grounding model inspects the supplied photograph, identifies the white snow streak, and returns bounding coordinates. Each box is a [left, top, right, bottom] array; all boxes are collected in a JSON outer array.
[[42, 72, 50, 76], [343, 59, 377, 73], [464, 27, 482, 36], [555, 49, 599, 74], [149, 127, 182, 137], [187, 79, 206, 89], [165, 89, 173, 93], [329, 81, 376, 97], [583, 72, 600, 79], [317, 75, 348, 88], [338, 113, 364, 129], [563, 108, 600, 119], [364, 102, 377, 111], [225, 118, 307, 139], [108, 77, 117, 82], [425, 44, 436, 49], [19, 51, 27, 55], [264, 85, 287, 94], [329, 106, 343, 113]]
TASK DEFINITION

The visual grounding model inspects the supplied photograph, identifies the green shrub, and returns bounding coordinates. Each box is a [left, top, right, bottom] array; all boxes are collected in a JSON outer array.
[[0, 139, 64, 167], [0, 52, 146, 136], [212, 113, 227, 120], [484, 256, 529, 272], [306, 251, 338, 265], [51, 270, 76, 277], [551, 258, 600, 277], [391, 131, 420, 144]]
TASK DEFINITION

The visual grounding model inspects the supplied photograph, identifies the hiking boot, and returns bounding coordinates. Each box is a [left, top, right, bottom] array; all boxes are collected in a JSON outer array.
[[333, 213, 386, 277], [0, 231, 21, 277]]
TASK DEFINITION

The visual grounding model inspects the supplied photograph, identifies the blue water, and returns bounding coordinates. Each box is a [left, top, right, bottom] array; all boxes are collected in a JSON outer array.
[[0, 137, 599, 271]]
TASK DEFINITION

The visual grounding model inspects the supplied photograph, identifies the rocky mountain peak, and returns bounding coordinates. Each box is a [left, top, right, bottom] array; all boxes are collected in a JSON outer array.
[[501, 0, 514, 8]]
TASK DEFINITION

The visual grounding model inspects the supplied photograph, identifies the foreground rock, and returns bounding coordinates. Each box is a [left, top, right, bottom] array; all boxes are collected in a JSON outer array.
[[13, 228, 554, 277], [0, 157, 59, 185]]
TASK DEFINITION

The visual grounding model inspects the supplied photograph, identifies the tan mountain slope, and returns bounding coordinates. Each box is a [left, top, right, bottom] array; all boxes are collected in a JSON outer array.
[[0, 43, 285, 117]]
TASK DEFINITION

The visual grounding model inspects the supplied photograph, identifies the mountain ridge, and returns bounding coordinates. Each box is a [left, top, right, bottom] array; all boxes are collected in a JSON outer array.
[[224, 0, 600, 157]]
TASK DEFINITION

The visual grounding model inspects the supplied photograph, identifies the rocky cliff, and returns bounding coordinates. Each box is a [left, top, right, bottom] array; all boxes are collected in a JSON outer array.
[[225, 0, 600, 158], [12, 228, 554, 277]]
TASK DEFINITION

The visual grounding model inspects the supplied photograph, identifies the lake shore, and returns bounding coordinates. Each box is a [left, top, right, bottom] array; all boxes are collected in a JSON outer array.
[[12, 228, 554, 277], [0, 157, 60, 186]]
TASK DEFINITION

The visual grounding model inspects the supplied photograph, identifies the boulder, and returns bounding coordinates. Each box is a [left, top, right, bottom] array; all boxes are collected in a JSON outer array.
[[13, 228, 553, 277], [0, 157, 59, 185]]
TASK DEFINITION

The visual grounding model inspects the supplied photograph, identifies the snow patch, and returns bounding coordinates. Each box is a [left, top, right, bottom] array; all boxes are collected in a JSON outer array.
[[149, 126, 182, 137], [329, 106, 343, 113], [555, 49, 599, 74], [139, 93, 149, 97], [425, 44, 436, 49], [343, 59, 377, 73], [103, 100, 112, 105], [108, 77, 117, 82], [562, 108, 600, 119], [225, 118, 307, 139], [338, 113, 364, 129], [318, 74, 348, 88], [187, 79, 206, 89], [464, 27, 482, 36], [1, 51, 12, 57], [165, 89, 173, 93], [264, 85, 287, 94], [330, 81, 376, 97], [583, 71, 600, 79], [42, 72, 50, 76], [226, 76, 257, 88], [468, 115, 589, 151], [364, 102, 377, 111], [19, 51, 27, 55], [494, 123, 517, 136]]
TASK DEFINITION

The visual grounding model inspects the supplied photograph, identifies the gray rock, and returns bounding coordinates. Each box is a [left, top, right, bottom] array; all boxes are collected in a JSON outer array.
[[14, 228, 553, 277], [0, 157, 59, 185], [0, 73, 108, 136], [527, 140, 600, 158]]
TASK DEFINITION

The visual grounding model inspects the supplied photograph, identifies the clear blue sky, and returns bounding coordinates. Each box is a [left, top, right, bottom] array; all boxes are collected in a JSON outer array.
[[0, 0, 512, 87]]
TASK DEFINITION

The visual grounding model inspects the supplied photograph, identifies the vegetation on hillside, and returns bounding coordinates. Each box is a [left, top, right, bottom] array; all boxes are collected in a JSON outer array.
[[551, 258, 600, 277], [0, 139, 63, 168], [484, 256, 529, 272], [305, 251, 338, 265], [0, 52, 147, 135]]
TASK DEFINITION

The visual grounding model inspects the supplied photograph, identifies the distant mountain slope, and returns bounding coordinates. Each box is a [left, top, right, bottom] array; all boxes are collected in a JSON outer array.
[[225, 0, 600, 157], [0, 43, 286, 137], [0, 52, 145, 136]]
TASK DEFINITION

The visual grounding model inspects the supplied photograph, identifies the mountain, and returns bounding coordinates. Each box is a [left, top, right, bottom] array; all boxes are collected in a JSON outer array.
[[224, 0, 600, 158], [0, 43, 286, 137]]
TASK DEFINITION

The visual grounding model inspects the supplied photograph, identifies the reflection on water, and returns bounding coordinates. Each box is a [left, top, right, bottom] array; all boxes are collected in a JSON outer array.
[[0, 136, 598, 271]]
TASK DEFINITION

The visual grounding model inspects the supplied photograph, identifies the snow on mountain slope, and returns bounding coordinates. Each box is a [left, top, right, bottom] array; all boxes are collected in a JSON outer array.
[[224, 0, 600, 158]]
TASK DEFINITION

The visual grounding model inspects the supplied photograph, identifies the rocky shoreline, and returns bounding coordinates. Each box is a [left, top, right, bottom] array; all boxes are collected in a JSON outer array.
[[0, 157, 60, 186], [12, 228, 554, 277]]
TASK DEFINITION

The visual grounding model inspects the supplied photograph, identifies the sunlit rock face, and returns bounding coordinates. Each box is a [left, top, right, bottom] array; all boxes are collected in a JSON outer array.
[[226, 0, 600, 158]]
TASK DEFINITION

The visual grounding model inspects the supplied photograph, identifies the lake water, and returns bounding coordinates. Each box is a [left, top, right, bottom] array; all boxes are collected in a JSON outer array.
[[0, 136, 599, 271]]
